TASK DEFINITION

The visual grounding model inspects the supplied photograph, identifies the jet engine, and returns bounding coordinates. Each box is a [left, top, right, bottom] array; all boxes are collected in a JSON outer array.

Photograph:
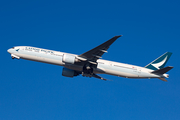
[[62, 67, 79, 78], [62, 54, 76, 64]]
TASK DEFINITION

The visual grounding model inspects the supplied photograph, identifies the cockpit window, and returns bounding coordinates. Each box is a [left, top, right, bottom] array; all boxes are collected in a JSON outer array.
[[12, 47, 14, 49]]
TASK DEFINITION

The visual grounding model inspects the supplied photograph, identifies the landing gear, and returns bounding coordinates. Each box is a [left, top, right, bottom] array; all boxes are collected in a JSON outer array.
[[83, 65, 93, 74], [82, 64, 94, 77]]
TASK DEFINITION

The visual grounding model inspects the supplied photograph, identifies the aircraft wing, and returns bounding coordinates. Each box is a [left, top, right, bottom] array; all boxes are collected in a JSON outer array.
[[78, 35, 122, 62]]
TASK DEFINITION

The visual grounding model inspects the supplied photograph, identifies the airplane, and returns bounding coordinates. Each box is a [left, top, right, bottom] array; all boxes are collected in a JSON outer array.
[[7, 35, 173, 82]]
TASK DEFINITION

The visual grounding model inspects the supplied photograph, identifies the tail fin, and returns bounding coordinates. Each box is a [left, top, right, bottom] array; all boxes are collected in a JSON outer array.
[[145, 52, 172, 70]]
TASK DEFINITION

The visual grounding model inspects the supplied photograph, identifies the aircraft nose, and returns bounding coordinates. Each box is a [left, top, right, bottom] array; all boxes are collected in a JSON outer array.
[[7, 49, 10, 53], [7, 48, 12, 53]]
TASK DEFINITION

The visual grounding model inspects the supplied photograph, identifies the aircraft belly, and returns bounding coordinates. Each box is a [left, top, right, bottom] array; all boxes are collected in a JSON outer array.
[[138, 72, 160, 78], [15, 52, 64, 66], [107, 70, 138, 78], [97, 63, 162, 78], [97, 64, 139, 78], [63, 64, 83, 72]]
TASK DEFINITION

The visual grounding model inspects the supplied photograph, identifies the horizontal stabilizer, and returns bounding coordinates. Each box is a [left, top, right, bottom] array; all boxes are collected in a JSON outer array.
[[92, 73, 107, 81], [158, 78, 168, 82], [151, 66, 173, 75]]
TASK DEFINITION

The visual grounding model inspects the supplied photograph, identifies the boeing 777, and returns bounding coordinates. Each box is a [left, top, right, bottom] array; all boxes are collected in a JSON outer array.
[[7, 35, 173, 81]]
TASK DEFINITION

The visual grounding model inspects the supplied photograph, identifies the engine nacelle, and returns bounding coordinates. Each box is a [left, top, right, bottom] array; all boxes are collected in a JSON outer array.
[[62, 67, 79, 78], [62, 54, 76, 64]]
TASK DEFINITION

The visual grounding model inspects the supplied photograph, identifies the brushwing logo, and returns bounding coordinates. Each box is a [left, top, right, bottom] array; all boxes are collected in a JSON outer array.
[[151, 56, 167, 69]]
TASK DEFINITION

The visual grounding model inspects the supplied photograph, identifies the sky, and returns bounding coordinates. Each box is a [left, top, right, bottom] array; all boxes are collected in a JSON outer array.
[[1, 0, 180, 119]]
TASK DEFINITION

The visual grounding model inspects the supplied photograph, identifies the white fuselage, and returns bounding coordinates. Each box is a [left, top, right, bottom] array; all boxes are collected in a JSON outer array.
[[7, 46, 167, 79]]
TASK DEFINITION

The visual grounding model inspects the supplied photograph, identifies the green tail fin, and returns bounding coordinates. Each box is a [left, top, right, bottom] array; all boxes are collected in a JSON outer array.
[[145, 52, 172, 70]]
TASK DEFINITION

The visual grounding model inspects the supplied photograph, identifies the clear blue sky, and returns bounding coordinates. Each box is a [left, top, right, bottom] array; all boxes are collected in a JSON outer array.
[[1, 0, 180, 119]]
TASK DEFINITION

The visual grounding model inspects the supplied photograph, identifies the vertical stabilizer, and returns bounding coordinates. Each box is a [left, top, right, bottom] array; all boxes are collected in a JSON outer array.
[[145, 52, 172, 70]]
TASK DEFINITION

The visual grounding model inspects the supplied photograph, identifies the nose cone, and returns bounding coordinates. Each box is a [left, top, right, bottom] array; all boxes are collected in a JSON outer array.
[[7, 49, 10, 53], [7, 48, 12, 54]]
